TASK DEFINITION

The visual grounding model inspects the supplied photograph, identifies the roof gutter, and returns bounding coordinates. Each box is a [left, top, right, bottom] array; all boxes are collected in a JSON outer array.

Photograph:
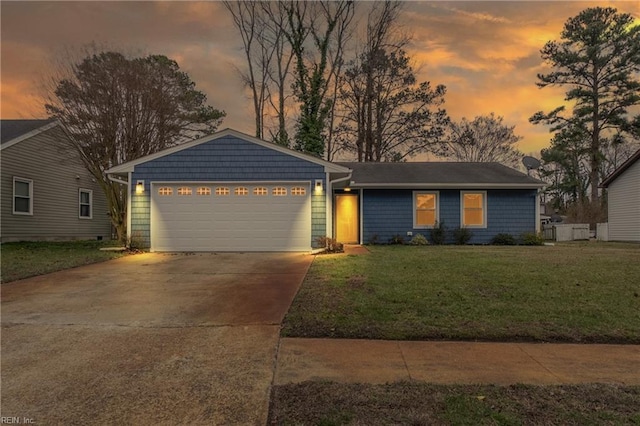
[[349, 182, 546, 189], [108, 175, 128, 186]]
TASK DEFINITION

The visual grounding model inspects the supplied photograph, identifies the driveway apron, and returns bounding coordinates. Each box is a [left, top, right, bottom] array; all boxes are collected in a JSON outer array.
[[1, 252, 313, 425]]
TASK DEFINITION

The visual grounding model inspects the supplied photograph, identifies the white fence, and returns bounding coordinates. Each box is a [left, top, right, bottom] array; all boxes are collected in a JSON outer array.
[[542, 224, 590, 242], [596, 223, 609, 241]]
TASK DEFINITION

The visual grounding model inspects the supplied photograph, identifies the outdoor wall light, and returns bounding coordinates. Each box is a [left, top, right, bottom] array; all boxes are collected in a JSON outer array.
[[136, 180, 145, 194], [315, 179, 323, 193], [344, 187, 351, 192]]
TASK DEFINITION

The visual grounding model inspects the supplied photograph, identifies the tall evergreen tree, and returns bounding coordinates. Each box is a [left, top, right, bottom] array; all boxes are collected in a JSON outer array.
[[530, 7, 640, 202]]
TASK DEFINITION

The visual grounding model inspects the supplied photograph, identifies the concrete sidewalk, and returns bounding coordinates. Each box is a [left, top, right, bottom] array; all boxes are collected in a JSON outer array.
[[275, 338, 640, 386]]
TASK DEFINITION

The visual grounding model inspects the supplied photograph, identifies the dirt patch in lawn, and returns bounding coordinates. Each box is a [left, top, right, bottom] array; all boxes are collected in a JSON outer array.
[[269, 381, 640, 425]]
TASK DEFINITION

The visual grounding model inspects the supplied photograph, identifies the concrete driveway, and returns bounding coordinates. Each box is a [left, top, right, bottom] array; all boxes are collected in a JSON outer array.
[[1, 252, 313, 425]]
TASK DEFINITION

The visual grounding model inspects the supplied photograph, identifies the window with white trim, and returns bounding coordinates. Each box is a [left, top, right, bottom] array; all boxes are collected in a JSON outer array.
[[79, 189, 92, 219], [253, 187, 267, 196], [158, 187, 173, 196], [413, 191, 438, 228], [235, 187, 248, 196], [215, 187, 230, 196], [291, 187, 306, 196], [178, 187, 192, 196], [272, 187, 287, 196], [196, 187, 211, 195], [13, 177, 33, 215], [461, 191, 487, 228]]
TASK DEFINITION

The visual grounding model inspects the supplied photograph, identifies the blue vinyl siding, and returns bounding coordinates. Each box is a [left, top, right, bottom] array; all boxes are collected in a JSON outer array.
[[129, 135, 326, 248], [362, 189, 537, 244]]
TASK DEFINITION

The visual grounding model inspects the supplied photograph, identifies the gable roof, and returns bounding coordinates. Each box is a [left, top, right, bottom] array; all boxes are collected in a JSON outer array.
[[337, 161, 546, 189], [106, 128, 350, 174], [1, 119, 58, 150], [601, 148, 640, 188]]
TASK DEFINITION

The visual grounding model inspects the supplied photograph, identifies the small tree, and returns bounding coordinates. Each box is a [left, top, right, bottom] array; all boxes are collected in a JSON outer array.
[[45, 50, 225, 242]]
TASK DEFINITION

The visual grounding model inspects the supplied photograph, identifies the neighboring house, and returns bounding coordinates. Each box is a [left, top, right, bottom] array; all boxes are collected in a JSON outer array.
[[107, 129, 545, 251], [1, 119, 112, 242], [601, 148, 640, 242]]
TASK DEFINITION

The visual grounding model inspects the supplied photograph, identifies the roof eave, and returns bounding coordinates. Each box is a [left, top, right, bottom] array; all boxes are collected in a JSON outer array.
[[601, 148, 640, 188], [349, 182, 546, 189], [0, 120, 60, 151]]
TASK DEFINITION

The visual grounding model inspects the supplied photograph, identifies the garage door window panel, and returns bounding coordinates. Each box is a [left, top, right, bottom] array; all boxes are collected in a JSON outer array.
[[235, 187, 249, 196], [216, 187, 230, 196], [158, 187, 173, 196], [254, 187, 267, 196], [178, 187, 192, 196], [196, 187, 211, 195]]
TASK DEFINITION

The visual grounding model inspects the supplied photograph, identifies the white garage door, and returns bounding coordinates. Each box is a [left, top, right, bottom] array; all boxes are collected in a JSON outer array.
[[150, 182, 312, 252]]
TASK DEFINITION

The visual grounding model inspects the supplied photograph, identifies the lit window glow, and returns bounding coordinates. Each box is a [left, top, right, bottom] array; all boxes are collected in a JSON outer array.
[[178, 187, 192, 196], [272, 187, 287, 196], [235, 187, 249, 196], [462, 192, 486, 227], [414, 192, 438, 227], [291, 187, 306, 196], [196, 187, 211, 195], [158, 187, 173, 196], [254, 187, 267, 196], [215, 187, 230, 196]]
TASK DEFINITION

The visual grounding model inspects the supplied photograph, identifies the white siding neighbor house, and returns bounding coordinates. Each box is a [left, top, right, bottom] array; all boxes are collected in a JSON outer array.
[[601, 149, 640, 242]]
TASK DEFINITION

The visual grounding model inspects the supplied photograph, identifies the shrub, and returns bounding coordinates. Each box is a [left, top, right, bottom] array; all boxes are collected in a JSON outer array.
[[368, 234, 380, 245], [389, 234, 405, 245], [452, 227, 473, 245], [430, 221, 446, 245], [127, 231, 147, 251], [521, 232, 545, 246], [315, 236, 344, 253], [410, 233, 429, 245], [490, 233, 516, 245]]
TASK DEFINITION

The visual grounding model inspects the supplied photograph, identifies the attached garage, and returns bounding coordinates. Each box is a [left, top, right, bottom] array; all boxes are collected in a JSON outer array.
[[150, 182, 311, 251], [107, 129, 351, 252]]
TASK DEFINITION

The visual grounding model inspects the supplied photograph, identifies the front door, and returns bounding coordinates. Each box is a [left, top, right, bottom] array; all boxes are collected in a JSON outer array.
[[335, 194, 358, 243]]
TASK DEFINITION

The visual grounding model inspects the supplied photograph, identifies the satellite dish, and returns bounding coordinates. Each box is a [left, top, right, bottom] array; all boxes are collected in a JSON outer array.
[[522, 156, 541, 175]]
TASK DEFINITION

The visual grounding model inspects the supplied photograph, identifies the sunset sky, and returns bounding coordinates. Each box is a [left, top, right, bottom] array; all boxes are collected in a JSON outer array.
[[2, 1, 639, 159]]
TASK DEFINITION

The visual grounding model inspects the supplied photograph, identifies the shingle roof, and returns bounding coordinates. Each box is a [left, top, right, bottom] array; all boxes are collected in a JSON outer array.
[[337, 162, 545, 188], [601, 148, 640, 188], [0, 119, 56, 145]]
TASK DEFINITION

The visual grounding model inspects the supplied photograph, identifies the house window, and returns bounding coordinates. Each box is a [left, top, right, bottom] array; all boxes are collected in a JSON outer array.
[[272, 187, 287, 196], [79, 189, 92, 219], [291, 187, 306, 196], [13, 177, 33, 215], [413, 191, 438, 228], [196, 187, 211, 196], [178, 187, 192, 196], [158, 187, 173, 196], [215, 187, 230, 196], [461, 191, 487, 228], [253, 187, 267, 196], [235, 187, 248, 196]]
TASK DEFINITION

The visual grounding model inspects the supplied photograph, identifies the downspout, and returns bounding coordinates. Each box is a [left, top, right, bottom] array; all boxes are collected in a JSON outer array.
[[327, 171, 353, 239], [535, 189, 541, 234]]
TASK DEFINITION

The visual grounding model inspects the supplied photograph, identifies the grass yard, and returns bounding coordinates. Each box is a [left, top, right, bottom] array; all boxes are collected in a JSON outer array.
[[1, 240, 127, 283], [269, 382, 640, 425], [282, 243, 640, 343]]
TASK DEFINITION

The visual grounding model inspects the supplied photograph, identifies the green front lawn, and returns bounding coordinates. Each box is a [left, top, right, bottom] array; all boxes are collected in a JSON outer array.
[[1, 240, 127, 283], [282, 243, 640, 343]]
